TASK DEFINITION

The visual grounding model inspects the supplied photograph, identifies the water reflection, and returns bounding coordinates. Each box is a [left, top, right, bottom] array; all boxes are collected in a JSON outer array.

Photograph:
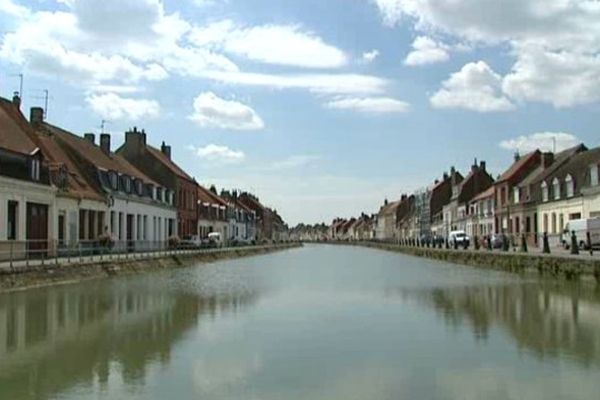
[[395, 282, 600, 366], [0, 278, 259, 400]]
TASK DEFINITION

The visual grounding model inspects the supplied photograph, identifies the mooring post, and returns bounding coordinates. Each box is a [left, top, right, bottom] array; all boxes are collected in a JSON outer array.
[[542, 232, 550, 254], [521, 234, 528, 253], [571, 231, 579, 255]]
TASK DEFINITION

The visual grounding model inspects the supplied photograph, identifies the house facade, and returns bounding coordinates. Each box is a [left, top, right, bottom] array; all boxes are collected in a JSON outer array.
[[197, 185, 228, 241], [537, 147, 600, 246], [117, 129, 198, 239], [43, 120, 177, 252], [0, 97, 56, 260], [465, 186, 495, 239]]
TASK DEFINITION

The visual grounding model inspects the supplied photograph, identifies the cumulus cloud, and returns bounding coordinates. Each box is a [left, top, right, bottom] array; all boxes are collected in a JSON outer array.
[[362, 49, 380, 63], [326, 97, 410, 113], [372, 0, 600, 108], [192, 144, 246, 164], [0, 0, 30, 18], [189, 92, 265, 131], [430, 61, 515, 112], [202, 70, 387, 95], [499, 132, 581, 153], [85, 92, 160, 120], [190, 21, 348, 68], [404, 36, 449, 66]]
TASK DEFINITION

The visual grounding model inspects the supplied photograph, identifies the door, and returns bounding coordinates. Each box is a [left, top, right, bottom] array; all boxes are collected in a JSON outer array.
[[126, 214, 134, 252], [26, 203, 48, 257]]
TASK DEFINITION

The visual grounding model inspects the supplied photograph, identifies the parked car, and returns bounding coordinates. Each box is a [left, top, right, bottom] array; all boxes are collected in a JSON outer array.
[[448, 230, 470, 247], [561, 218, 600, 249], [490, 233, 506, 249], [179, 235, 201, 249]]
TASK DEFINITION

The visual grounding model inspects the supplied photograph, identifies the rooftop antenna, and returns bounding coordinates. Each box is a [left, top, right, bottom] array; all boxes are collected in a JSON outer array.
[[552, 136, 557, 153], [100, 119, 111, 133], [31, 89, 52, 118], [8, 73, 23, 103]]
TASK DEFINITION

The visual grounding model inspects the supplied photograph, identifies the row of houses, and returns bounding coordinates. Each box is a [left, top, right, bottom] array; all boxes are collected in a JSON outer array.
[[326, 145, 600, 247], [0, 94, 288, 259]]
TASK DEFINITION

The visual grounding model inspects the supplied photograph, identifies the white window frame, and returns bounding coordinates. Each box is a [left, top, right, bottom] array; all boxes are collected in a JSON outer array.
[[565, 174, 574, 198], [552, 178, 561, 201]]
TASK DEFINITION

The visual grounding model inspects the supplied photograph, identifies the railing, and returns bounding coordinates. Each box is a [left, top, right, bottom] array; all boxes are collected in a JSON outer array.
[[0, 239, 296, 272]]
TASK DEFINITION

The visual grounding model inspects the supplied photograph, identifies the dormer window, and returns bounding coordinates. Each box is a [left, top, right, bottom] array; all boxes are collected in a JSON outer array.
[[541, 181, 549, 202], [553, 178, 561, 200], [30, 157, 40, 181], [565, 174, 575, 198], [591, 164, 599, 187], [156, 187, 163, 202], [124, 176, 132, 193], [109, 171, 118, 190], [135, 179, 143, 196]]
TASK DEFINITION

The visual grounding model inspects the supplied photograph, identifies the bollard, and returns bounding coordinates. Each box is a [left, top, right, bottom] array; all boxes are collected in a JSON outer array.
[[542, 232, 551, 254], [453, 238, 458, 250], [487, 235, 492, 251], [474, 236, 480, 250], [587, 232, 593, 256], [571, 231, 579, 255], [521, 234, 528, 253], [445, 238, 449, 249], [463, 239, 468, 250], [502, 235, 509, 252]]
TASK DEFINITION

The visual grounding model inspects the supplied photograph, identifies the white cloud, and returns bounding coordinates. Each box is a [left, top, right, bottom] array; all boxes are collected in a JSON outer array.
[[193, 144, 245, 164], [503, 43, 600, 108], [430, 61, 515, 112], [362, 49, 380, 63], [189, 92, 265, 131], [404, 36, 449, 66], [85, 92, 160, 121], [372, 0, 600, 108], [189, 21, 348, 68], [326, 97, 410, 113], [202, 70, 387, 95], [499, 132, 581, 153], [0, 0, 30, 18]]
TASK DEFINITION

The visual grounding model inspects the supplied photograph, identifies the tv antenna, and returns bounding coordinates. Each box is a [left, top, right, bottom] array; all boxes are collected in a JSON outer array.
[[8, 73, 23, 100], [30, 89, 52, 118], [100, 119, 111, 133]]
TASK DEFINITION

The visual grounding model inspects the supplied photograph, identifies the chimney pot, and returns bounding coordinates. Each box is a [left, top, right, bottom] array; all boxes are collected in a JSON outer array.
[[100, 133, 111, 154], [12, 92, 21, 109], [161, 141, 172, 159], [30, 107, 44, 125], [84, 133, 95, 144], [480, 161, 486, 171]]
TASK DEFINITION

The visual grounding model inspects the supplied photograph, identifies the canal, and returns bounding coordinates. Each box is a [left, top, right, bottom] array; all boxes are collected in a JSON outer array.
[[1, 244, 599, 399]]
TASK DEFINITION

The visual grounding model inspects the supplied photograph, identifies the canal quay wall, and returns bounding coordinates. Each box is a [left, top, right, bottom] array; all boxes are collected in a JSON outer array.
[[0, 243, 302, 293], [328, 241, 600, 283]]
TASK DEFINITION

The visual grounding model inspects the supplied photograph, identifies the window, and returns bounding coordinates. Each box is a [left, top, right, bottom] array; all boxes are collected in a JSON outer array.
[[541, 181, 549, 202], [7, 201, 18, 240], [110, 172, 118, 190], [591, 164, 599, 186], [553, 178, 561, 200], [30, 158, 40, 181], [513, 187, 520, 204], [551, 213, 557, 234], [565, 174, 574, 198], [135, 179, 143, 196]]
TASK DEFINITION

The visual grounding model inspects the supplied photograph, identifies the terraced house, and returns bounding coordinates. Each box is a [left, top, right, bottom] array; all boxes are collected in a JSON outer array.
[[41, 120, 177, 252], [117, 129, 198, 239], [0, 96, 55, 259]]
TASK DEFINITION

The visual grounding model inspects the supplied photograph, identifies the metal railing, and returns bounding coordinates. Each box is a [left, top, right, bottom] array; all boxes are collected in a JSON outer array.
[[0, 239, 297, 272]]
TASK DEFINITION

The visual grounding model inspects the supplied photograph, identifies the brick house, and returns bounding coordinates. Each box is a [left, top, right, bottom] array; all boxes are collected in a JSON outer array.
[[117, 129, 198, 239], [430, 168, 464, 237]]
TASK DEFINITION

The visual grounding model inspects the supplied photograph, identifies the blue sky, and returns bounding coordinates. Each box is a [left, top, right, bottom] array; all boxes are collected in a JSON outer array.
[[1, 0, 599, 225]]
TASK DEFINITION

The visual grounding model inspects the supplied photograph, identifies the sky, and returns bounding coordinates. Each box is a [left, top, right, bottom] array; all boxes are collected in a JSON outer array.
[[0, 0, 599, 225]]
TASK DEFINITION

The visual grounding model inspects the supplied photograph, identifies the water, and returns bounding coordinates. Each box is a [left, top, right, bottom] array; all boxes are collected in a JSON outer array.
[[1, 245, 599, 400]]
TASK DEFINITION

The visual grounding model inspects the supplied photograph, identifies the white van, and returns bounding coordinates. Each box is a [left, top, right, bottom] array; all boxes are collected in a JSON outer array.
[[448, 230, 470, 247], [208, 232, 223, 247], [561, 218, 600, 249]]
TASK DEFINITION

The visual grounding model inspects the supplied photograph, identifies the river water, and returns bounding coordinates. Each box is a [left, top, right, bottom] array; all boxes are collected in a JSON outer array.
[[1, 245, 599, 400]]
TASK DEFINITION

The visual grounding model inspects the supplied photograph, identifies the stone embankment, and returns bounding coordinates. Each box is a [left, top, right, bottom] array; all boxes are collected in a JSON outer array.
[[331, 241, 600, 283], [0, 243, 301, 293]]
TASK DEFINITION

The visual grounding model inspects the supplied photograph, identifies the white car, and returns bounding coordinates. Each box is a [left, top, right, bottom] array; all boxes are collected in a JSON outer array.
[[448, 230, 470, 247]]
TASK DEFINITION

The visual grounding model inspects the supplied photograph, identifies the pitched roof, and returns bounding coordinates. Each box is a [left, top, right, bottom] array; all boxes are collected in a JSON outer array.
[[379, 200, 401, 216], [197, 185, 227, 207], [545, 146, 600, 186], [471, 186, 494, 202], [526, 144, 587, 186], [32, 130, 105, 202], [44, 123, 158, 186], [0, 97, 39, 155], [497, 151, 539, 182], [146, 145, 194, 182]]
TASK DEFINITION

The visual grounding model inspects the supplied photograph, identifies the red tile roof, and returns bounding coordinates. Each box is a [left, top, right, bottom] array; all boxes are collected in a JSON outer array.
[[45, 123, 159, 186], [197, 185, 227, 207], [146, 145, 194, 182], [471, 186, 494, 202], [0, 98, 39, 155], [497, 151, 539, 182]]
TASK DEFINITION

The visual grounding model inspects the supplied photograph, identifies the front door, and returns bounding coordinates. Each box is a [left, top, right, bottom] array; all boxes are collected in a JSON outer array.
[[26, 203, 48, 257], [126, 214, 134, 252]]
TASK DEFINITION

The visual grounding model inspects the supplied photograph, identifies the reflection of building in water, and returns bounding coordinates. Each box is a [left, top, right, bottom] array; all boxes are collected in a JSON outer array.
[[0, 284, 258, 400], [397, 283, 600, 367]]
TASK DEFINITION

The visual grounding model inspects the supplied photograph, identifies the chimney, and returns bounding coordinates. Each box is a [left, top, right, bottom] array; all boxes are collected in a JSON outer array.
[[480, 161, 486, 171], [384, 198, 389, 206], [401, 194, 407, 201], [100, 133, 111, 154], [84, 133, 95, 144], [541, 152, 554, 168], [141, 129, 147, 145], [12, 92, 21, 109], [30, 107, 44, 125], [161, 141, 171, 159], [443, 173, 449, 181], [125, 127, 146, 153], [514, 152, 521, 162]]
